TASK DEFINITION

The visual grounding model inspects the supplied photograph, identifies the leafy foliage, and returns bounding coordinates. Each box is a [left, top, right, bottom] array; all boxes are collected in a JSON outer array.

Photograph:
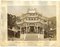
[[49, 16, 56, 28], [7, 13, 16, 29]]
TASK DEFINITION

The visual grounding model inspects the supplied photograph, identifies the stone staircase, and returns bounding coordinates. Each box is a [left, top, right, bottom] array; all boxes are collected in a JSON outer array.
[[25, 34, 38, 41]]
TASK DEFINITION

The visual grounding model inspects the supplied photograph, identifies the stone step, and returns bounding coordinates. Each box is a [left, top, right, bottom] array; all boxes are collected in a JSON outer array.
[[25, 34, 38, 41]]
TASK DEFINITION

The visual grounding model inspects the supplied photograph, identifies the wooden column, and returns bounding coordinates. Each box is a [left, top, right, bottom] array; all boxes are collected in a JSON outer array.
[[34, 26, 36, 33], [26, 26, 27, 33], [37, 26, 38, 33], [27, 27, 29, 33], [28, 27, 30, 33]]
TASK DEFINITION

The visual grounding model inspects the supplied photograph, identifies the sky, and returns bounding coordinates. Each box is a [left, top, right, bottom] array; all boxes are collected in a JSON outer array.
[[7, 1, 56, 17]]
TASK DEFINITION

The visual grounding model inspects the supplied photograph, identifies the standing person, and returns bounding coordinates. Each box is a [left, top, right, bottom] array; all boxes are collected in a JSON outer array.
[[15, 30, 20, 38], [15, 26, 21, 38]]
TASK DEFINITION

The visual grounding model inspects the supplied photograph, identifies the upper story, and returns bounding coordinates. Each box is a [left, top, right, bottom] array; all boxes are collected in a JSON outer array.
[[16, 8, 48, 25]]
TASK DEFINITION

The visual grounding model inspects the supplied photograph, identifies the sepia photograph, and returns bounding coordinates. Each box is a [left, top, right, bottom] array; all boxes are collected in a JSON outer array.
[[7, 6, 56, 41]]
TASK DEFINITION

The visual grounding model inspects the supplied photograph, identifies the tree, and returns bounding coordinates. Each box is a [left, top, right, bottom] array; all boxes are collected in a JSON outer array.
[[48, 17, 56, 29], [7, 13, 16, 29]]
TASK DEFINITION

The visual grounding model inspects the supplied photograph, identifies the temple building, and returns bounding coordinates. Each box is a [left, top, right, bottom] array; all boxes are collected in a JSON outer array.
[[16, 8, 48, 34]]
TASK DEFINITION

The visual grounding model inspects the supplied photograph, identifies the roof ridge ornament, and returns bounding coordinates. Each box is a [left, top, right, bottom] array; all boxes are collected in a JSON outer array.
[[27, 8, 36, 13]]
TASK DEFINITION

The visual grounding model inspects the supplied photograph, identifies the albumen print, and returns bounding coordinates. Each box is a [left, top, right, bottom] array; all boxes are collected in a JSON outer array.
[[7, 6, 56, 41]]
